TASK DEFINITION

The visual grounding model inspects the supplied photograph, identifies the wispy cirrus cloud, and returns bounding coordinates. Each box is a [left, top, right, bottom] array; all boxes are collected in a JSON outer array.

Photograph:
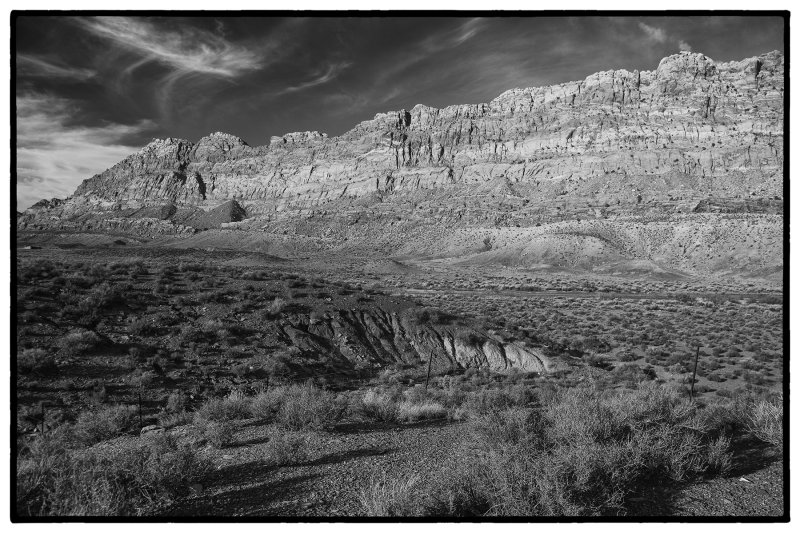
[[17, 54, 96, 80], [75, 16, 263, 77], [73, 16, 278, 122], [279, 61, 352, 94], [16, 93, 157, 210], [638, 21, 692, 52]]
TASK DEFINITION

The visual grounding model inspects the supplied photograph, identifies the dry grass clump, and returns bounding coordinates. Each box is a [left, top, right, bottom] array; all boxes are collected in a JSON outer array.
[[359, 472, 424, 516], [16, 431, 209, 516]]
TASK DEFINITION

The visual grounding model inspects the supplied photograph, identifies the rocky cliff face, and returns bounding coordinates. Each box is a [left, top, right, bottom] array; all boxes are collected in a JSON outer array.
[[18, 51, 784, 278]]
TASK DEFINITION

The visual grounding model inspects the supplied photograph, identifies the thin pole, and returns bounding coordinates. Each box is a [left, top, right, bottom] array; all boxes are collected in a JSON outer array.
[[690, 346, 700, 400], [425, 352, 433, 390], [138, 390, 143, 429]]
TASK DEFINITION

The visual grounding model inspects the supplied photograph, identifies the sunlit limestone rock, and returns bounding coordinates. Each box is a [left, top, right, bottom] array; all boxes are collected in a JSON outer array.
[[19, 51, 784, 277]]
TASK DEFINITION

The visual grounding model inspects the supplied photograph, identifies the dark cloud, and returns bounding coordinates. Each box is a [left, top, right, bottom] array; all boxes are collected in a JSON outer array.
[[15, 14, 785, 209]]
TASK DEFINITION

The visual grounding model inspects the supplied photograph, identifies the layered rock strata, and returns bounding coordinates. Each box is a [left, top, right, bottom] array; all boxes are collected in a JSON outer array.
[[18, 51, 784, 277]]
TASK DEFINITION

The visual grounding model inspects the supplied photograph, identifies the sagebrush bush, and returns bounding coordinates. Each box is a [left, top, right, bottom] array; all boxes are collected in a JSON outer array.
[[73, 405, 139, 446], [195, 419, 234, 448], [17, 431, 210, 516], [59, 330, 102, 357], [157, 410, 193, 430], [276, 381, 347, 430], [249, 382, 346, 430], [451, 383, 737, 516], [195, 390, 251, 422], [18, 348, 56, 375], [742, 394, 783, 451], [250, 388, 287, 420], [357, 389, 400, 423]]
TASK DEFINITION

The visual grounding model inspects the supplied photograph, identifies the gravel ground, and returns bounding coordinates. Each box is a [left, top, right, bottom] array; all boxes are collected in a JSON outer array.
[[158, 417, 785, 519], [160, 418, 472, 517]]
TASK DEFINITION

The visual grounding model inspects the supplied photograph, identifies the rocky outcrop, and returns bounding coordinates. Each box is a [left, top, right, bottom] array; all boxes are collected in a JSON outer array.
[[283, 308, 556, 373], [19, 51, 784, 277]]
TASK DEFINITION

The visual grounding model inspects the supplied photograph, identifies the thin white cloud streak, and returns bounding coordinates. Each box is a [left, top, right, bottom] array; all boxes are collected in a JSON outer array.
[[420, 17, 485, 53], [16, 94, 156, 210], [279, 62, 352, 94], [349, 17, 487, 91], [679, 40, 693, 52], [76, 16, 262, 77], [452, 17, 484, 46], [17, 54, 96, 80]]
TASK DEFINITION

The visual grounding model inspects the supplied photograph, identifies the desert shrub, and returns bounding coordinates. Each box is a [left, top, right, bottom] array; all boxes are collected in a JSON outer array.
[[275, 381, 347, 430], [246, 351, 293, 381], [402, 384, 433, 404], [249, 387, 288, 420], [610, 363, 656, 387], [195, 390, 251, 422], [58, 330, 102, 357], [165, 391, 186, 414], [397, 401, 447, 422], [157, 410, 192, 429], [262, 297, 286, 319], [72, 405, 139, 446], [18, 349, 56, 375], [449, 383, 735, 516], [80, 282, 126, 311], [357, 389, 401, 423], [241, 270, 269, 281], [424, 464, 492, 517], [264, 428, 310, 466], [16, 431, 209, 516], [412, 308, 431, 324], [129, 317, 160, 336], [617, 351, 640, 362], [459, 331, 485, 347], [195, 419, 234, 448], [231, 363, 253, 379], [462, 388, 516, 415], [741, 394, 783, 451], [359, 472, 424, 517]]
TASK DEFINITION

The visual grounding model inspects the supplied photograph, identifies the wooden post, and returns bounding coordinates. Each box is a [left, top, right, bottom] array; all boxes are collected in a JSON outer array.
[[425, 352, 433, 390], [690, 346, 700, 401]]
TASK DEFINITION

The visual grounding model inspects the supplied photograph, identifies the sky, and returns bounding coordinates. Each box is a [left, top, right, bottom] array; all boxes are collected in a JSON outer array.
[[14, 15, 785, 210]]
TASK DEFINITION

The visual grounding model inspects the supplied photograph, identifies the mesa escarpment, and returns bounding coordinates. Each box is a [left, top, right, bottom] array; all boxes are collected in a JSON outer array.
[[18, 51, 784, 278]]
